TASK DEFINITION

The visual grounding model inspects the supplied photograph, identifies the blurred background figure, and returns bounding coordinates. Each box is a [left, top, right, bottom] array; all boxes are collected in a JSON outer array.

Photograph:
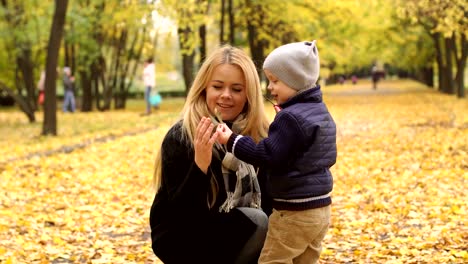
[[142, 58, 156, 115], [371, 65, 380, 90], [62, 67, 76, 113], [37, 70, 45, 107], [351, 75, 358, 85], [338, 75, 345, 85]]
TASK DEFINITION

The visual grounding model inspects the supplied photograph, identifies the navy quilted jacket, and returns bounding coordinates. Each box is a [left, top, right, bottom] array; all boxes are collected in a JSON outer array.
[[227, 86, 337, 210]]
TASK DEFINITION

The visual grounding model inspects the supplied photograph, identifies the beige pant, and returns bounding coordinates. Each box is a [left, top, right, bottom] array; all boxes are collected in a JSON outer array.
[[259, 205, 331, 264]]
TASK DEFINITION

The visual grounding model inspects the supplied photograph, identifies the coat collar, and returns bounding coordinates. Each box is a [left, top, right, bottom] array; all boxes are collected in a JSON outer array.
[[280, 85, 322, 109]]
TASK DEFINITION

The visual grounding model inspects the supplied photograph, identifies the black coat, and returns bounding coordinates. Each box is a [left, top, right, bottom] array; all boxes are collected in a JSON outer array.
[[150, 121, 272, 264]]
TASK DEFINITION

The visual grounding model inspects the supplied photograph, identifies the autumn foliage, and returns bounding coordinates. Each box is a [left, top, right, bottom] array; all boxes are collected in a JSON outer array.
[[0, 80, 466, 263]]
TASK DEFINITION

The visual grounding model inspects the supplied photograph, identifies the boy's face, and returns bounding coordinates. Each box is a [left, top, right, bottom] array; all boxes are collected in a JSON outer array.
[[264, 69, 297, 105]]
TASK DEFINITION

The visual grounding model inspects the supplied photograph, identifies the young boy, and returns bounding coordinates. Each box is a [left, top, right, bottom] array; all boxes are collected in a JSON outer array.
[[216, 40, 337, 264]]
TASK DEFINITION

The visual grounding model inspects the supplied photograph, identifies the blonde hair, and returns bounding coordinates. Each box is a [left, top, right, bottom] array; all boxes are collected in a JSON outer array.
[[153, 45, 269, 205]]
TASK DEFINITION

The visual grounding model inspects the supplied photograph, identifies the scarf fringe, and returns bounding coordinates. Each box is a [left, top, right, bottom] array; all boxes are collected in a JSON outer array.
[[219, 192, 261, 213], [251, 193, 261, 209], [219, 192, 234, 213], [215, 133, 262, 213]]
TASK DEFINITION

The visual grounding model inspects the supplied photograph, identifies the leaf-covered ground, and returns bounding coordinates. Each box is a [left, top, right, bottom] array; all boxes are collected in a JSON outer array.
[[0, 80, 466, 263]]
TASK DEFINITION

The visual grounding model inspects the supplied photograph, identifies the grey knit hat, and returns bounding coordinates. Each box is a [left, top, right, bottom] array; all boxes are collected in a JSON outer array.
[[263, 40, 320, 91]]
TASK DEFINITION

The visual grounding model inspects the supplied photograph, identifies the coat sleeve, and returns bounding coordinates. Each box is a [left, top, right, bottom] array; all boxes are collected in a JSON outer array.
[[229, 112, 306, 168], [160, 124, 212, 211]]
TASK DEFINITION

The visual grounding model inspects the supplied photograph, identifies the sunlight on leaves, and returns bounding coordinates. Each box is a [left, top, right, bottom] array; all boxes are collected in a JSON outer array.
[[0, 81, 466, 263]]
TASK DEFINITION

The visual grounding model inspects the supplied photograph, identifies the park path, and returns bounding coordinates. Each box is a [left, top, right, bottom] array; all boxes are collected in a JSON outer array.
[[0, 127, 158, 166], [324, 79, 431, 96]]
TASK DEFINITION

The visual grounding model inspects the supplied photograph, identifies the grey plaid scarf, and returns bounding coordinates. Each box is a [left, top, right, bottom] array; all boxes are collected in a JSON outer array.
[[218, 152, 261, 213], [210, 113, 262, 213]]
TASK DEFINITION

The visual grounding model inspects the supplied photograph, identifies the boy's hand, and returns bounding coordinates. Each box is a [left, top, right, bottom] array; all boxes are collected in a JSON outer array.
[[216, 124, 232, 144]]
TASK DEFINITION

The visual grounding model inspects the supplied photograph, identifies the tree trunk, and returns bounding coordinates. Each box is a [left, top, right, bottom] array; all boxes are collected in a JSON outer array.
[[42, 0, 69, 136], [178, 26, 195, 94], [64, 39, 72, 69], [432, 33, 446, 92], [228, 0, 234, 44], [16, 48, 36, 120], [80, 70, 93, 111], [16, 48, 37, 113], [196, 0, 209, 68], [220, 0, 225, 44], [63, 39, 77, 106], [95, 56, 107, 111], [115, 28, 141, 109], [246, 0, 267, 82], [452, 33, 466, 98], [125, 27, 146, 101], [182, 53, 195, 94], [70, 30, 76, 73], [0, 82, 35, 122], [1, 1, 36, 120], [106, 28, 127, 110], [94, 69, 102, 111], [101, 27, 118, 111], [77, 0, 106, 112], [199, 24, 207, 67], [422, 66, 434, 88], [444, 36, 455, 94]]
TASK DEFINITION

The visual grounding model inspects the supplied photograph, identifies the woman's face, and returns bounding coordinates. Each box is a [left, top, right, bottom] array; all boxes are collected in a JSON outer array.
[[206, 64, 247, 122]]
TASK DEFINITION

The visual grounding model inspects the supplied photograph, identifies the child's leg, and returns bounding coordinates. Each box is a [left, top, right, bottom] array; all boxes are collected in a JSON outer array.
[[259, 209, 313, 263], [259, 206, 331, 264], [293, 206, 331, 264]]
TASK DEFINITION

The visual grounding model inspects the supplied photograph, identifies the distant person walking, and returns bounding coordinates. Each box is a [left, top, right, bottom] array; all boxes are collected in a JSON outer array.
[[142, 58, 156, 115], [371, 65, 379, 90], [351, 75, 358, 85], [62, 67, 76, 113], [338, 75, 345, 85], [37, 70, 45, 107]]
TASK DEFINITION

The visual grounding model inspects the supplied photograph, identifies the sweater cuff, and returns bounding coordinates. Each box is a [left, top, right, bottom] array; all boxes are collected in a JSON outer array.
[[227, 133, 239, 152]]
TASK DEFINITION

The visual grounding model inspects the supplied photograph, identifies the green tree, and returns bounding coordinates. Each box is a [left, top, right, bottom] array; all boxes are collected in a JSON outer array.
[[0, 0, 51, 122], [65, 0, 154, 111], [397, 0, 467, 98]]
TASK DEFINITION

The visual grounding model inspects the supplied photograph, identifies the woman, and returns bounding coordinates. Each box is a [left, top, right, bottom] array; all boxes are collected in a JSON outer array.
[[149, 45, 271, 264]]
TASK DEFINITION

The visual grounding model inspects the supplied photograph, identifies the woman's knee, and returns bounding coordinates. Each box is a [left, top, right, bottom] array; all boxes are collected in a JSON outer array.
[[237, 207, 268, 232]]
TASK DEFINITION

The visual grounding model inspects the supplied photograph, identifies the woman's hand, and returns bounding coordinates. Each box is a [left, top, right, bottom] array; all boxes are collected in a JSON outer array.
[[216, 123, 233, 144], [194, 117, 218, 174]]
